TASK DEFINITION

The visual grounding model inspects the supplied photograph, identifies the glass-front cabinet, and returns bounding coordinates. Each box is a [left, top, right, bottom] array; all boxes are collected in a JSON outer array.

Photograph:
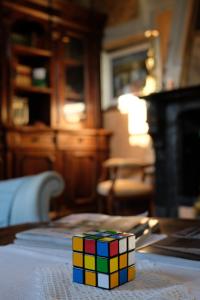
[[56, 31, 87, 127]]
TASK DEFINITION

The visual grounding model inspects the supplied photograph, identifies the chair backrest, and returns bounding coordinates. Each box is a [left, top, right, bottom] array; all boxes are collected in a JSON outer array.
[[0, 171, 65, 227], [102, 158, 154, 181]]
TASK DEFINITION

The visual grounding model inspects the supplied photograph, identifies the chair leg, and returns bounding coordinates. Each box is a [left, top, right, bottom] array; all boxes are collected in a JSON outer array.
[[107, 193, 114, 215], [148, 194, 155, 217], [97, 195, 104, 213]]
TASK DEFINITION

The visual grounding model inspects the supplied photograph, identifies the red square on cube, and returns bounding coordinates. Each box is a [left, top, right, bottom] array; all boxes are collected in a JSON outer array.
[[110, 240, 118, 257], [85, 239, 96, 254]]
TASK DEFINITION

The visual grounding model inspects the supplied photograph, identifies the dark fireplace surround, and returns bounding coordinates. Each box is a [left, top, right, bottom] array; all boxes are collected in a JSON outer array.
[[146, 85, 200, 217]]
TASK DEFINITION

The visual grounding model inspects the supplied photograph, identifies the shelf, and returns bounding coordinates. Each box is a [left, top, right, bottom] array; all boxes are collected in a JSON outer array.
[[66, 95, 84, 101], [12, 44, 52, 57], [63, 58, 83, 66], [14, 84, 52, 94]]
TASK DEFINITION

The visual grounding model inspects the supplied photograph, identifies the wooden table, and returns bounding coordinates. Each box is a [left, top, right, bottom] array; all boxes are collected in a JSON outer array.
[[0, 223, 45, 245], [138, 218, 200, 261], [1, 218, 200, 260]]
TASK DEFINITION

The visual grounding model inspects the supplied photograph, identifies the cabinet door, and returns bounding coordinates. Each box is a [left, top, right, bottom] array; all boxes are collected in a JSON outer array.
[[54, 30, 88, 128], [12, 150, 57, 177], [62, 150, 98, 209]]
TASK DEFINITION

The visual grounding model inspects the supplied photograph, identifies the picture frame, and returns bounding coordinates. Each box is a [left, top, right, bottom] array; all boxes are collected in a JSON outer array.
[[101, 36, 162, 110]]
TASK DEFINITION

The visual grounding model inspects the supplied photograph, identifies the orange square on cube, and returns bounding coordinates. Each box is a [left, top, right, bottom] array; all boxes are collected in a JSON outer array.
[[119, 253, 127, 269], [73, 236, 84, 252], [110, 272, 119, 289], [85, 270, 96, 286], [128, 265, 136, 281], [73, 252, 83, 268]]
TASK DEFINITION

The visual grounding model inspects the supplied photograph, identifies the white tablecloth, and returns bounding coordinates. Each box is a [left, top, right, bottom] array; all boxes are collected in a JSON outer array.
[[0, 244, 200, 300]]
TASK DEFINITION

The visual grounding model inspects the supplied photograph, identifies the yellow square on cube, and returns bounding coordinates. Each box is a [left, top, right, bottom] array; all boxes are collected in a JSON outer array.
[[119, 253, 127, 269], [73, 236, 83, 252], [85, 270, 96, 286], [128, 265, 136, 281], [110, 257, 118, 273], [85, 254, 95, 270], [110, 272, 119, 289], [73, 252, 83, 268]]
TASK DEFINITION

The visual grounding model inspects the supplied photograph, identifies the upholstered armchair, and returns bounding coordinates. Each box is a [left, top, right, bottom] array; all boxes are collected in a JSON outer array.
[[0, 171, 65, 227]]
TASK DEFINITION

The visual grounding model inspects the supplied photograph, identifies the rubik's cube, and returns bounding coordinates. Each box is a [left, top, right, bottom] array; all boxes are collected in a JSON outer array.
[[72, 230, 136, 289]]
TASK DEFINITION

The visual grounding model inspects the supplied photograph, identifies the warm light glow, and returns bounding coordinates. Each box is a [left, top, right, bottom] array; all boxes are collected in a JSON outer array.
[[144, 29, 159, 38], [128, 98, 149, 135], [129, 134, 150, 147], [117, 94, 150, 147], [118, 93, 139, 114], [63, 102, 85, 123]]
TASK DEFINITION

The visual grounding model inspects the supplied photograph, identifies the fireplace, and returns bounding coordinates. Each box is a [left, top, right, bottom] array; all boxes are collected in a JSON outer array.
[[146, 85, 200, 217]]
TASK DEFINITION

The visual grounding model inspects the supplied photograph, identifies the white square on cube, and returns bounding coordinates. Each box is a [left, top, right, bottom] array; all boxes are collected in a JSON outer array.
[[119, 238, 127, 253], [98, 273, 109, 289], [128, 235, 135, 250], [128, 251, 135, 266]]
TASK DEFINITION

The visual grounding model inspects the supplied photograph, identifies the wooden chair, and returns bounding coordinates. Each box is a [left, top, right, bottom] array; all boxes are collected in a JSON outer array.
[[97, 158, 154, 216]]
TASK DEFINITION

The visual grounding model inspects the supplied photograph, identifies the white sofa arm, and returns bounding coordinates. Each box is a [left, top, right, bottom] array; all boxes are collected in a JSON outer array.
[[0, 171, 65, 226]]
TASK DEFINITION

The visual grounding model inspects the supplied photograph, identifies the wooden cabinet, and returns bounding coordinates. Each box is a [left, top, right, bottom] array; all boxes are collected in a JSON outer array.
[[0, 0, 110, 214], [6, 129, 57, 177], [57, 130, 110, 210]]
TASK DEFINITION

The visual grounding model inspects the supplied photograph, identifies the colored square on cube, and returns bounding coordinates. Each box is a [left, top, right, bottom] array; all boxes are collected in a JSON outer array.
[[119, 268, 128, 285], [110, 240, 118, 257], [73, 235, 84, 252], [98, 273, 109, 289], [128, 235, 135, 251], [97, 240, 109, 257], [97, 256, 109, 273], [119, 237, 127, 253], [128, 251, 135, 266], [73, 252, 83, 268], [85, 270, 96, 286], [119, 253, 127, 269], [110, 272, 119, 289], [84, 238, 96, 254], [84, 254, 95, 270], [73, 267, 84, 284], [72, 230, 136, 290], [128, 265, 136, 281], [109, 256, 118, 273]]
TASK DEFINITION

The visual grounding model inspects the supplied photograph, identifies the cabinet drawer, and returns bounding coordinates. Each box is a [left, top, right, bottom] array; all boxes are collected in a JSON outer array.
[[58, 133, 96, 150], [7, 132, 55, 149]]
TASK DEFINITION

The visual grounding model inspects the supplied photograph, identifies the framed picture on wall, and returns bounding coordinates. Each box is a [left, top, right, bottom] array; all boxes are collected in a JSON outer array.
[[101, 35, 162, 110]]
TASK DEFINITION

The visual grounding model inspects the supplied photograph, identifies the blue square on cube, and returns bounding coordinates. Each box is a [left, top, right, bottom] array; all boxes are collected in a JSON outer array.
[[97, 241, 109, 257], [73, 267, 84, 284], [119, 268, 128, 285]]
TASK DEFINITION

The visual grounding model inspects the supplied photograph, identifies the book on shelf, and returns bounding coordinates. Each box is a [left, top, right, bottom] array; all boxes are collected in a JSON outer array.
[[14, 213, 159, 250]]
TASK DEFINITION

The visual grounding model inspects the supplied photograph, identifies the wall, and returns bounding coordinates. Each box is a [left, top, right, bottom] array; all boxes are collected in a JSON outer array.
[[101, 0, 191, 161], [103, 108, 154, 162]]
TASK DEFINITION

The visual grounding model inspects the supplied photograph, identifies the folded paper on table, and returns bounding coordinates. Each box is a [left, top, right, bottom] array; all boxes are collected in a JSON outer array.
[[15, 213, 159, 250]]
